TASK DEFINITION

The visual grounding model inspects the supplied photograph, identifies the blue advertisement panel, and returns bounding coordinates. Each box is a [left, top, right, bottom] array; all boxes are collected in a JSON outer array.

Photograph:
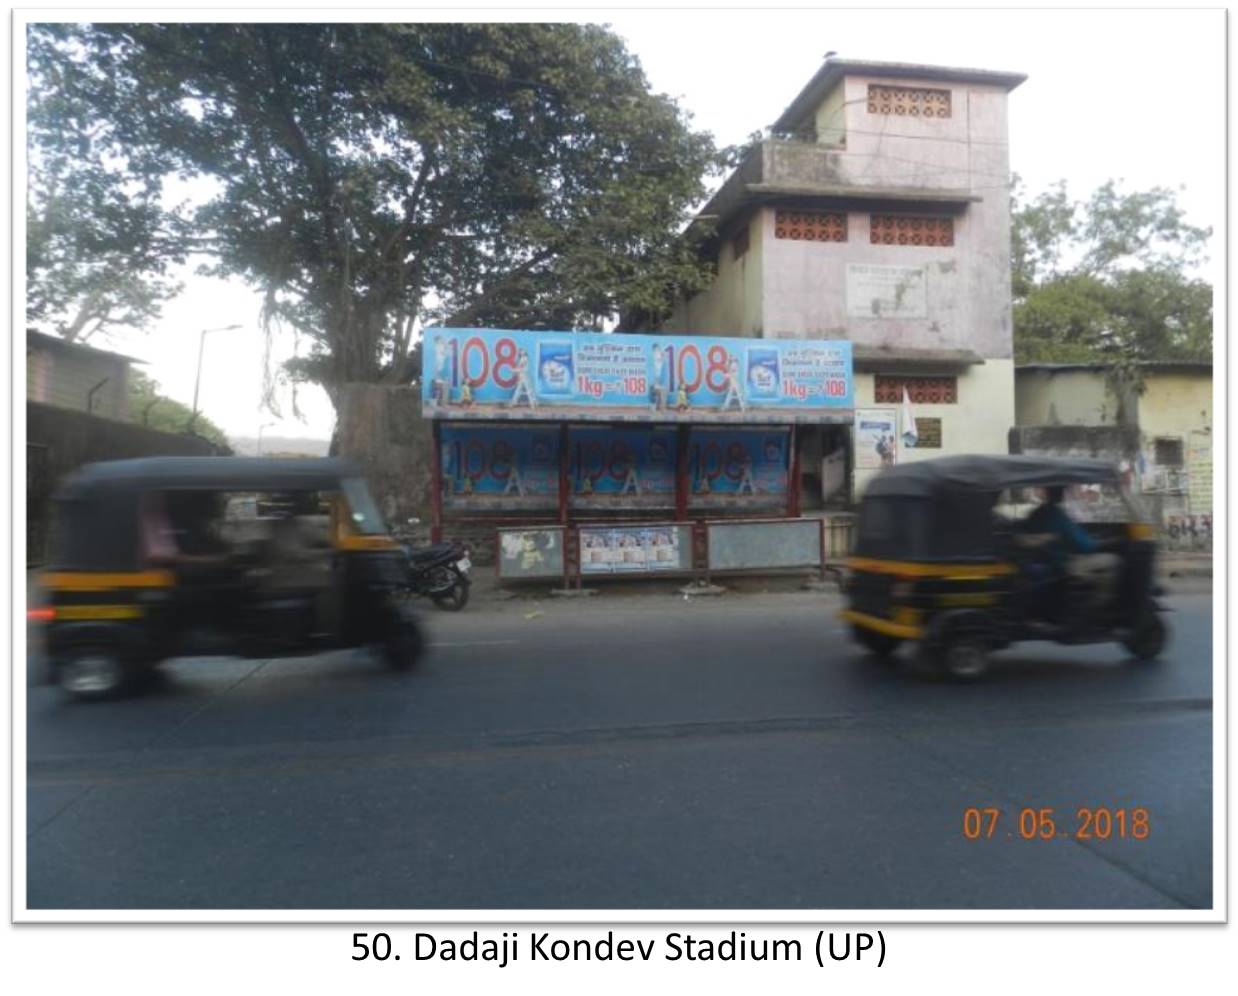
[[568, 427, 676, 507], [440, 425, 559, 509], [688, 428, 789, 506], [422, 328, 851, 423]]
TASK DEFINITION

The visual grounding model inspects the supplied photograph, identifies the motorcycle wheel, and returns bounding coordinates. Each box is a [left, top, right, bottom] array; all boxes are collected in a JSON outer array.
[[433, 574, 471, 612]]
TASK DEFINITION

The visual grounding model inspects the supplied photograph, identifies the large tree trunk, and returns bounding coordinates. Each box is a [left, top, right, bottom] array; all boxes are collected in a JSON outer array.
[[332, 382, 434, 529]]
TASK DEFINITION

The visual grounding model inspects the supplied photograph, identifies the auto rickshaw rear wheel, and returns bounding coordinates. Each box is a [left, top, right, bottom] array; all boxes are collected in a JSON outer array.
[[850, 624, 902, 659], [1123, 610, 1168, 662], [57, 647, 130, 701]]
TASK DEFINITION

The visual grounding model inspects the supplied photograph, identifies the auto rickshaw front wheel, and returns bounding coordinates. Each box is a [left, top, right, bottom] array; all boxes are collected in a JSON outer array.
[[1123, 610, 1168, 662], [937, 636, 992, 681], [383, 615, 424, 671]]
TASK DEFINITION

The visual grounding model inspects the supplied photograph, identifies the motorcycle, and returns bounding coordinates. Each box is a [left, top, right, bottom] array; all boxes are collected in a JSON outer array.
[[398, 522, 472, 611]]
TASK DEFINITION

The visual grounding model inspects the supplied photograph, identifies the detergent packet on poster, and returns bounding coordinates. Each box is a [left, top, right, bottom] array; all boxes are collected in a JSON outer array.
[[746, 347, 781, 399], [537, 340, 575, 395]]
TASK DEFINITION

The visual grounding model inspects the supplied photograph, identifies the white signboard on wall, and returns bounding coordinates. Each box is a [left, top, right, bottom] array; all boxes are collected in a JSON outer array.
[[855, 408, 898, 469], [1188, 431, 1212, 513], [846, 264, 928, 319]]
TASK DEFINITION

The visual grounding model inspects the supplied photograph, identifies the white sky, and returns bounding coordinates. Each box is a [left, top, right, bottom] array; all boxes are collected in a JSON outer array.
[[29, 6, 1226, 443]]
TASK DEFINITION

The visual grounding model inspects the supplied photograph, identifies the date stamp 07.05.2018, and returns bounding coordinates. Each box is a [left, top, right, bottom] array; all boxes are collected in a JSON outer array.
[[962, 806, 1151, 841]]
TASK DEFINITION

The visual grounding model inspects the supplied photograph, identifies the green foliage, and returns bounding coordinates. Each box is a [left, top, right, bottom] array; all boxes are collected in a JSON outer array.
[[128, 369, 229, 449], [29, 23, 722, 400], [1011, 175, 1213, 376], [26, 30, 187, 341]]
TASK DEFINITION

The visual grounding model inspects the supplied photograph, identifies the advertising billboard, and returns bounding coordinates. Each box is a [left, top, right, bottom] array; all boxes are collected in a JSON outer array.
[[422, 328, 852, 423]]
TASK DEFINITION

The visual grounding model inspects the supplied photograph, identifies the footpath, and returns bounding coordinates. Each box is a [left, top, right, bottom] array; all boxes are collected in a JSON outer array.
[[461, 551, 1213, 608]]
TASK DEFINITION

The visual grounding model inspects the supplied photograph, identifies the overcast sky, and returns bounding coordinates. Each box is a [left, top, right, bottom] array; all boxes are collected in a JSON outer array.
[[26, 7, 1225, 442]]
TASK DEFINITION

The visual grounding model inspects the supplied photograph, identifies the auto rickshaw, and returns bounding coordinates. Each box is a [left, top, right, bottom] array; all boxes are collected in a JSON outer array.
[[32, 457, 424, 700], [842, 455, 1168, 680]]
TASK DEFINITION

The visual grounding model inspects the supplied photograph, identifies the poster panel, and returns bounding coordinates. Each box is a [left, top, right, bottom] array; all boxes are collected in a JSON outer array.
[[854, 409, 898, 470], [497, 527, 565, 579], [578, 524, 691, 575], [687, 427, 789, 508], [568, 427, 676, 508], [422, 328, 852, 423], [440, 425, 559, 509]]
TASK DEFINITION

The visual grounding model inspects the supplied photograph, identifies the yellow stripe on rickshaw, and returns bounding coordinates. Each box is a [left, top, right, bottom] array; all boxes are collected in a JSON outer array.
[[41, 570, 175, 592], [841, 609, 924, 640], [51, 604, 145, 621], [845, 557, 1016, 579]]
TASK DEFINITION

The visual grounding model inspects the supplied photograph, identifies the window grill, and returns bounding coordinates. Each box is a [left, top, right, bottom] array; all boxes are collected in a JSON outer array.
[[867, 84, 951, 118], [870, 215, 954, 247], [875, 376, 958, 404], [774, 210, 847, 242]]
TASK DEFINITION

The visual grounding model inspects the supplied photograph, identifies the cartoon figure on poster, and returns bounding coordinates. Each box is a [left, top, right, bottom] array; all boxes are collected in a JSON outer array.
[[650, 344, 669, 411], [720, 355, 746, 412], [509, 349, 538, 410], [430, 335, 453, 407], [619, 455, 641, 496], [736, 453, 756, 495], [502, 457, 525, 496]]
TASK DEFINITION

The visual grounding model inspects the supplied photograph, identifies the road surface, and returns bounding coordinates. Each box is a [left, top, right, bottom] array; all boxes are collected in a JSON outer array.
[[25, 585, 1213, 910]]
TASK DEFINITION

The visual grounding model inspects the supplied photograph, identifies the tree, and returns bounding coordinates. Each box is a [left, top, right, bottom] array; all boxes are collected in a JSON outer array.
[[26, 32, 187, 342], [28, 23, 722, 409], [1010, 176, 1213, 377], [128, 369, 230, 449]]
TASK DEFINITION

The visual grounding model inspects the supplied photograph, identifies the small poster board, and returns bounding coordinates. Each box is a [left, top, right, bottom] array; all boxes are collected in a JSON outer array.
[[496, 526, 565, 580], [855, 409, 898, 469], [578, 523, 694, 575]]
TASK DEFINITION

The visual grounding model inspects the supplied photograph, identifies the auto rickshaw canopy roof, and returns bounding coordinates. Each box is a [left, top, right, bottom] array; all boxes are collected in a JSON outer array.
[[48, 457, 371, 571], [56, 456, 365, 499], [863, 454, 1121, 499]]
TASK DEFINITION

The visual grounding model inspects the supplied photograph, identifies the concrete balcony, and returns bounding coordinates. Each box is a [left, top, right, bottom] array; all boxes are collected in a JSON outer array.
[[698, 140, 980, 235]]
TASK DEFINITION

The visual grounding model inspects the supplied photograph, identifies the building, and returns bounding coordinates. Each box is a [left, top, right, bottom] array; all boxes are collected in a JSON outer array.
[[26, 329, 139, 421], [662, 58, 1027, 504], [1013, 361, 1212, 550], [25, 329, 223, 565]]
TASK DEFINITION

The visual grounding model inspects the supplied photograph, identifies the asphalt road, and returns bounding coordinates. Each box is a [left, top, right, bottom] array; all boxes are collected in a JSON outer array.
[[25, 585, 1214, 911]]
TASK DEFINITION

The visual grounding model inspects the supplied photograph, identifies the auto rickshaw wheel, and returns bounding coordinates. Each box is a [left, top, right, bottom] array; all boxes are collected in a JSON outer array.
[[938, 636, 991, 682], [1123, 610, 1168, 662], [383, 615, 424, 671], [57, 647, 130, 701], [850, 624, 902, 659]]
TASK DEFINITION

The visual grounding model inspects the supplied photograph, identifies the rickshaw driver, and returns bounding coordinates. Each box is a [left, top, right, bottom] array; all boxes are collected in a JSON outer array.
[[1018, 485, 1121, 618]]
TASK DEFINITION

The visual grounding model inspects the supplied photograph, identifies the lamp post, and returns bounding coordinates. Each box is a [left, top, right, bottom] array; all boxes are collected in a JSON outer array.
[[189, 324, 242, 431], [257, 421, 276, 456]]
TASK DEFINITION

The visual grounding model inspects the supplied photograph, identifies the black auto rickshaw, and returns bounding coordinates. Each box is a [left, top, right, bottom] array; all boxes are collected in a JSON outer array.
[[33, 457, 423, 699], [842, 455, 1168, 680]]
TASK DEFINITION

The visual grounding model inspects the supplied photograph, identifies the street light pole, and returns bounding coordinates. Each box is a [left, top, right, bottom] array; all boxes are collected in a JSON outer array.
[[257, 421, 276, 456], [189, 324, 243, 431]]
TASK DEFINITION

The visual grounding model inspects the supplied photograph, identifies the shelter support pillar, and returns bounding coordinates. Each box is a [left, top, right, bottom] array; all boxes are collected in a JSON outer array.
[[675, 425, 690, 521], [558, 423, 570, 525], [788, 424, 801, 518], [430, 420, 443, 543]]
